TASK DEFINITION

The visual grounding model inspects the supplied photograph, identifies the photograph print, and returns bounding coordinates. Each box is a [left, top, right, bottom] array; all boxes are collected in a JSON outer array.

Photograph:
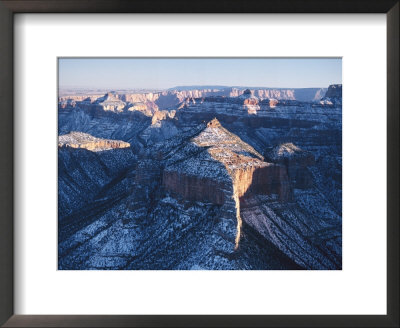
[[58, 58, 342, 270]]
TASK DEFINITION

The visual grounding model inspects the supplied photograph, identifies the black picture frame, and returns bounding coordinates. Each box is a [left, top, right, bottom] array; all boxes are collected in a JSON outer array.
[[0, 1, 398, 327]]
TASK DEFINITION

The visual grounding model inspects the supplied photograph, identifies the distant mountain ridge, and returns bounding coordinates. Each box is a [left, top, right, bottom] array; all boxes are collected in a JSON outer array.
[[169, 85, 326, 90], [60, 85, 330, 103], [59, 86, 336, 119]]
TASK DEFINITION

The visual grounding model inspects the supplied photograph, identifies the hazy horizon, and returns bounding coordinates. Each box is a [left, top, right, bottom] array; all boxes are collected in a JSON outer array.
[[59, 58, 342, 90]]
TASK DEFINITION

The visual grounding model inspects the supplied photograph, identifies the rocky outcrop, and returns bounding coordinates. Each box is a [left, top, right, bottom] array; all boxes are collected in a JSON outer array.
[[58, 131, 130, 152], [95, 92, 126, 112], [162, 119, 290, 202], [267, 143, 315, 189], [151, 110, 176, 125], [127, 102, 152, 116], [240, 89, 260, 114], [320, 84, 342, 106], [58, 94, 103, 103], [269, 99, 279, 108], [234, 164, 291, 199], [160, 119, 292, 250], [243, 97, 259, 106], [59, 99, 77, 109], [121, 92, 159, 103]]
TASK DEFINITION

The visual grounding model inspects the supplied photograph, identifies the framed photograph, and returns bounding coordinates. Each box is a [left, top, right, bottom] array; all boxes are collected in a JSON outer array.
[[0, 1, 398, 327]]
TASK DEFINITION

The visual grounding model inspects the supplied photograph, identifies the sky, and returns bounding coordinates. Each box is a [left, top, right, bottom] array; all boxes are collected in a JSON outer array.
[[59, 58, 342, 90]]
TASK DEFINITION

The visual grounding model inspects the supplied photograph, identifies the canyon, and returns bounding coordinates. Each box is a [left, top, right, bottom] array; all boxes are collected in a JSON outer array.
[[58, 85, 342, 270], [59, 86, 327, 114]]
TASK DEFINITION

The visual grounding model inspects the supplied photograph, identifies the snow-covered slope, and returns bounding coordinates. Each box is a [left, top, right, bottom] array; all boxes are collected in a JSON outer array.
[[58, 85, 342, 270]]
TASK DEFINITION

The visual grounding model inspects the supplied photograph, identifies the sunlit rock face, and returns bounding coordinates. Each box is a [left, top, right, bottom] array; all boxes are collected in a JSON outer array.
[[151, 110, 176, 125], [240, 89, 260, 114], [127, 102, 151, 116], [95, 92, 126, 112], [58, 85, 342, 270], [58, 131, 130, 152], [160, 119, 292, 250], [268, 98, 279, 108], [163, 170, 227, 205], [162, 119, 290, 204], [59, 99, 78, 109], [58, 95, 103, 103]]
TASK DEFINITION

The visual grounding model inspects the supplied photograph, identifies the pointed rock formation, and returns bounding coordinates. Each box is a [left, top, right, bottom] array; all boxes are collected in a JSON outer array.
[[160, 119, 291, 249], [162, 118, 290, 204]]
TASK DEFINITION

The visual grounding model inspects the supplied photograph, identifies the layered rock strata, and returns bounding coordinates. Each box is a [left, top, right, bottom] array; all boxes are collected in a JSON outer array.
[[94, 92, 126, 112], [161, 119, 291, 249], [162, 119, 290, 204], [59, 87, 329, 117], [58, 131, 130, 152]]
